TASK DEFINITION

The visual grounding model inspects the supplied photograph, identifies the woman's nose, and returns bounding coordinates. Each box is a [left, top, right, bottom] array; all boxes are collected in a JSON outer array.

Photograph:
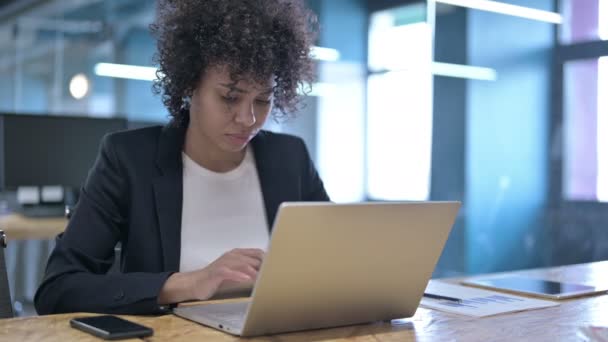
[[235, 103, 256, 127]]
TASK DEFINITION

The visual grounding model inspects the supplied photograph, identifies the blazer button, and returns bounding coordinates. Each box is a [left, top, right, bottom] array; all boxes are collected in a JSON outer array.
[[114, 290, 125, 301]]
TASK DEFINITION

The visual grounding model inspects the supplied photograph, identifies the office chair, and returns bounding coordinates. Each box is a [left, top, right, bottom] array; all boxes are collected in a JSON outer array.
[[0, 230, 14, 318]]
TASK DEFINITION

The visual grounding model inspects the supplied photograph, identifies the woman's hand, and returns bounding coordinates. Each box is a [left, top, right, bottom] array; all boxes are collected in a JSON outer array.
[[158, 248, 264, 304]]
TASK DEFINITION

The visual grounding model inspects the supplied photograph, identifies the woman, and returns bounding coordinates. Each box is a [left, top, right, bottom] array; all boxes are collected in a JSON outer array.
[[35, 0, 329, 315]]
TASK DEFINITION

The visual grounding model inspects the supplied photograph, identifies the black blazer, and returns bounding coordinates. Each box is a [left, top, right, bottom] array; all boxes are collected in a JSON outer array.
[[34, 125, 329, 315]]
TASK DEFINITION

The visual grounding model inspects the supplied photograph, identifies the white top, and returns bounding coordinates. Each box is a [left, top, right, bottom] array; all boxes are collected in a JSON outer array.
[[179, 147, 269, 272]]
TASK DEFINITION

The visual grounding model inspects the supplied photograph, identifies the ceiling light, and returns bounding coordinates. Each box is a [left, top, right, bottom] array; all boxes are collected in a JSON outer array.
[[94, 63, 158, 81], [310, 46, 341, 62], [69, 73, 90, 99], [435, 0, 562, 24]]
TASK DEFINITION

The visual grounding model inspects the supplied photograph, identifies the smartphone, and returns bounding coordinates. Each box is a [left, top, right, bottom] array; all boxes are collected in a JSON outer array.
[[70, 315, 154, 340]]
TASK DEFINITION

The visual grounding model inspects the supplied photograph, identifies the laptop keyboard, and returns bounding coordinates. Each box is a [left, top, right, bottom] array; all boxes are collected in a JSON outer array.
[[206, 310, 247, 326], [182, 301, 249, 328]]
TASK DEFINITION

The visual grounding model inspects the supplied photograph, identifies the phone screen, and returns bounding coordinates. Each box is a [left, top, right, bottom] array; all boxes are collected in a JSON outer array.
[[71, 315, 153, 339]]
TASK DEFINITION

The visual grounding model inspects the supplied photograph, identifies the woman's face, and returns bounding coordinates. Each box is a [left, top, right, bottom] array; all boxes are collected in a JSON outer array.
[[189, 65, 274, 153]]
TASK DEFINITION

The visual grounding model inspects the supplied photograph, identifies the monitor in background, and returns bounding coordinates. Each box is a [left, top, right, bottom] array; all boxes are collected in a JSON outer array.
[[0, 113, 126, 215]]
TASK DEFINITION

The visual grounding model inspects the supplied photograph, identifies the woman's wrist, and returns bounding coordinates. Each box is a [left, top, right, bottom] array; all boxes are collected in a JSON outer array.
[[158, 272, 196, 304]]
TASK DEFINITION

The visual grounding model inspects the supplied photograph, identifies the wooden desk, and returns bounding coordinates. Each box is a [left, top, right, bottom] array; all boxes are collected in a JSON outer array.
[[1, 261, 608, 341], [0, 214, 67, 241]]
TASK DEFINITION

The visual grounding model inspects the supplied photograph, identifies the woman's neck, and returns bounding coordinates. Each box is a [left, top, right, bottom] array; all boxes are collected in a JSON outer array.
[[183, 127, 246, 173]]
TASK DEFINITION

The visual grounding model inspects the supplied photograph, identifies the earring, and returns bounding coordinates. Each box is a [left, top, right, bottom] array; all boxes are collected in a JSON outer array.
[[180, 96, 191, 110]]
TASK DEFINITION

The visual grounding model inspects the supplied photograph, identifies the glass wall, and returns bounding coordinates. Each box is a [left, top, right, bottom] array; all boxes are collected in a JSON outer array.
[[0, 0, 165, 121]]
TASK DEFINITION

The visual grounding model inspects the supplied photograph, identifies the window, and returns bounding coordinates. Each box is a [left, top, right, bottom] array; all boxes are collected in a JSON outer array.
[[563, 58, 599, 200], [367, 3, 432, 200], [560, 0, 608, 44], [559, 0, 608, 202]]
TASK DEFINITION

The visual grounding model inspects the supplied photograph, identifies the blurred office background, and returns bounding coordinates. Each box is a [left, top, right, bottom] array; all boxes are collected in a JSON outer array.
[[0, 0, 606, 316]]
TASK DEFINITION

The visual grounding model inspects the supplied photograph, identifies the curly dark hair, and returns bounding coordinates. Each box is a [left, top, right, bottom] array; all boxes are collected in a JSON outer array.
[[150, 0, 318, 126]]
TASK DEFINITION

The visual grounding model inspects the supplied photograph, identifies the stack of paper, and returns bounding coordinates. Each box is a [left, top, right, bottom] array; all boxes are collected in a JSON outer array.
[[420, 280, 559, 317]]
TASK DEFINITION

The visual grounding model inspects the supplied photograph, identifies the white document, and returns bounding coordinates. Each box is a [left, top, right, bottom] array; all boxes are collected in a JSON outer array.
[[420, 280, 559, 317]]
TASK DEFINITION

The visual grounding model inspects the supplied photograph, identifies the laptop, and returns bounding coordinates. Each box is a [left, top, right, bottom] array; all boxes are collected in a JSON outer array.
[[173, 201, 461, 337]]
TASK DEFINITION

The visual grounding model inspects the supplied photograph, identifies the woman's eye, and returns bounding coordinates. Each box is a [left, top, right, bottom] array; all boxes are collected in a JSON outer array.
[[255, 99, 272, 105], [222, 96, 239, 103]]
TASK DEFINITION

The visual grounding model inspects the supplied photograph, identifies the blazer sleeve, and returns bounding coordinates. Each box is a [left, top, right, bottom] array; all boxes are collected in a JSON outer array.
[[34, 134, 173, 315], [298, 139, 330, 202]]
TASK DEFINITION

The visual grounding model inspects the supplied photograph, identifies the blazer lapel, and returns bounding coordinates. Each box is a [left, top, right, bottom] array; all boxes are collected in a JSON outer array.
[[153, 125, 186, 272], [252, 131, 282, 232]]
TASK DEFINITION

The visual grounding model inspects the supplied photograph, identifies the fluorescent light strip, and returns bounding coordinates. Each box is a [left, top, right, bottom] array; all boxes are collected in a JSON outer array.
[[435, 0, 562, 24], [95, 62, 334, 97], [94, 63, 158, 81], [597, 57, 608, 201], [432, 62, 497, 81], [95, 46, 340, 82], [310, 46, 341, 62]]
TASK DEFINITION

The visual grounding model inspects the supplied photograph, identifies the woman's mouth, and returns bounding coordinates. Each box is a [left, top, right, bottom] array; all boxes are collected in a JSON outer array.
[[225, 133, 251, 145]]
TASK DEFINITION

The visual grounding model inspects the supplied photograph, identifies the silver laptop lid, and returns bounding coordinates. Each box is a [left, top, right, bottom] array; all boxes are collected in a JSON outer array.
[[240, 201, 460, 336]]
